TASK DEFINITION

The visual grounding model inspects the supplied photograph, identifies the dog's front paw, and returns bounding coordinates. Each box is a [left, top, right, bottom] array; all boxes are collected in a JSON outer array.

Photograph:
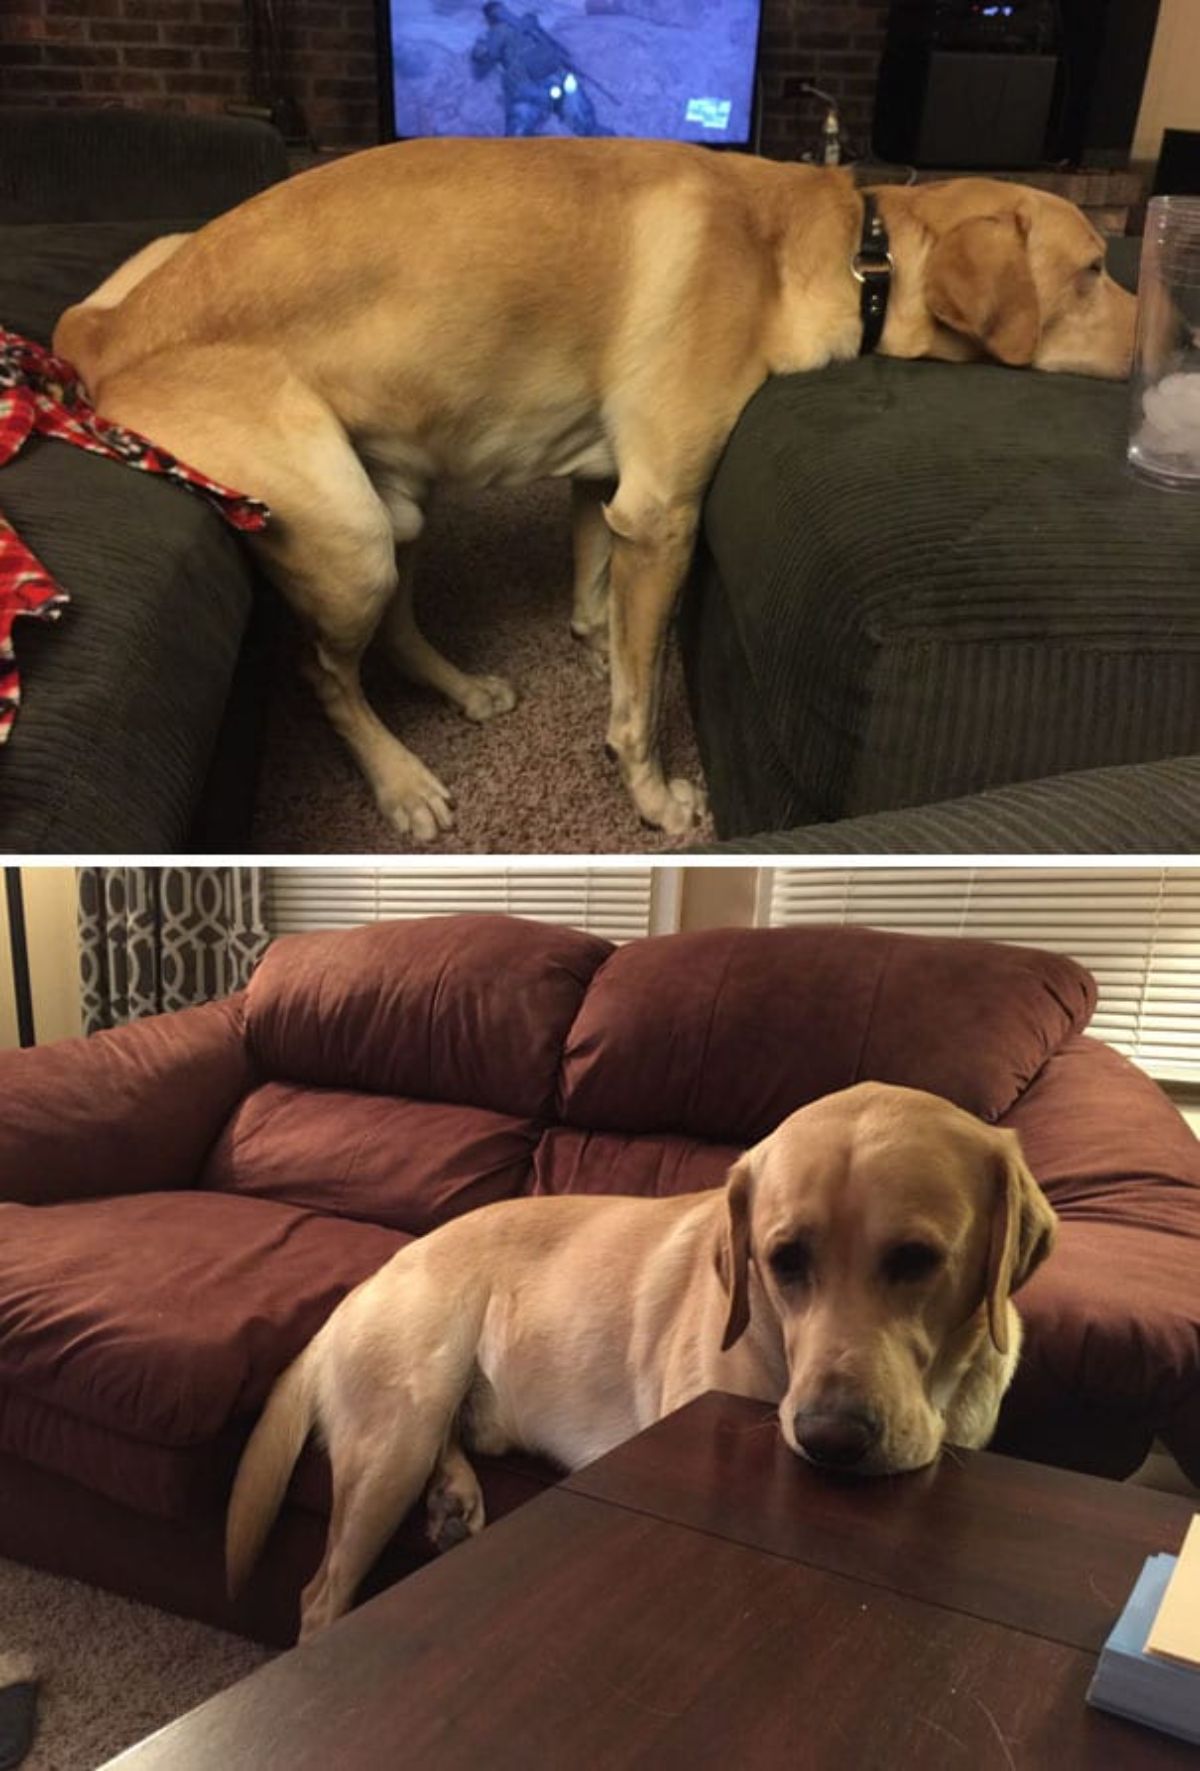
[[570, 622, 610, 681], [459, 674, 517, 723], [647, 776, 707, 839], [376, 763, 455, 842]]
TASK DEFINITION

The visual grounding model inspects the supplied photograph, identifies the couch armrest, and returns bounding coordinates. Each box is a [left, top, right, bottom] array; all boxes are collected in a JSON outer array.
[[0, 997, 252, 1205], [695, 756, 1200, 854], [0, 108, 289, 225]]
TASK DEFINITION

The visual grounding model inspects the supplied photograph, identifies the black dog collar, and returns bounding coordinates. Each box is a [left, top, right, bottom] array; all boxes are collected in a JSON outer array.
[[854, 192, 894, 356]]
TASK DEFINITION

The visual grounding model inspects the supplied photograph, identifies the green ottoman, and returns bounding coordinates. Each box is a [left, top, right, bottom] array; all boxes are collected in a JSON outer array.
[[682, 341, 1200, 842]]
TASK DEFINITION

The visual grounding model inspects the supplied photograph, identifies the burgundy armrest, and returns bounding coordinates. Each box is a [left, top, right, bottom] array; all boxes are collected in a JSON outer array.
[[0, 996, 253, 1205]]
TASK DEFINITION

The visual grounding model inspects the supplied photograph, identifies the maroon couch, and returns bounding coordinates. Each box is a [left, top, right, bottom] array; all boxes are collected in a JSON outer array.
[[2, 916, 1198, 1646]]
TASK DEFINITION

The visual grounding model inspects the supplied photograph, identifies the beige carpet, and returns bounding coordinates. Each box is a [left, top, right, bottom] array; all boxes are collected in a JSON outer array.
[[0, 1557, 271, 1771], [250, 479, 716, 854]]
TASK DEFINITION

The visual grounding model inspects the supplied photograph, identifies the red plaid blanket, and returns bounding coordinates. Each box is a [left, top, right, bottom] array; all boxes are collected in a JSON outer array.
[[0, 326, 269, 743]]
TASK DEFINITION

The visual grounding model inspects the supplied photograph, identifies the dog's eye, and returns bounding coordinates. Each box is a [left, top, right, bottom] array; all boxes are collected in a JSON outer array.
[[769, 1238, 812, 1284], [882, 1241, 943, 1284]]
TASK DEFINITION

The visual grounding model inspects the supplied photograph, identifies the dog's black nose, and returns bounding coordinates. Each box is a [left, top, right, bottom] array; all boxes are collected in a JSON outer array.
[[793, 1406, 881, 1469]]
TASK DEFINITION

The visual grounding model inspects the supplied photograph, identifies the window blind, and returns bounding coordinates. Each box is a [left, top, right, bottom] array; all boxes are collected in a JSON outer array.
[[265, 866, 673, 943], [762, 867, 1200, 1085]]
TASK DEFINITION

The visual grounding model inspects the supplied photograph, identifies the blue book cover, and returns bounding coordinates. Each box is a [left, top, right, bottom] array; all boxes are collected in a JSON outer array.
[[1087, 1553, 1200, 1746]]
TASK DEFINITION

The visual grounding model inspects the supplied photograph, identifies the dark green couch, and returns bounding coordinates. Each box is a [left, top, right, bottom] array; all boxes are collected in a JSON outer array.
[[0, 109, 288, 853], [698, 755, 1200, 853], [682, 239, 1200, 849]]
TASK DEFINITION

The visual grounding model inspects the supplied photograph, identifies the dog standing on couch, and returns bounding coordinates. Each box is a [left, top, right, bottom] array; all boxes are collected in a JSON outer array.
[[54, 142, 1135, 842], [225, 1082, 1057, 1638]]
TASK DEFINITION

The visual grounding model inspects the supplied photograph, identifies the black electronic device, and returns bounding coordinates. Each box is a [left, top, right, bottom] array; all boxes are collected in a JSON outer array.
[[929, 0, 1056, 55], [875, 0, 1163, 171], [874, 1, 1059, 167]]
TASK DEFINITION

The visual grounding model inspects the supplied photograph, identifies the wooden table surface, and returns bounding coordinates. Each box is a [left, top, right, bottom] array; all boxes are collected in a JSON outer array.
[[107, 1393, 1197, 1771]]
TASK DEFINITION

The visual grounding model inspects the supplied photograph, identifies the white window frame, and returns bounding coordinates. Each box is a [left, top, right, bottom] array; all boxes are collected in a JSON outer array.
[[265, 863, 681, 944]]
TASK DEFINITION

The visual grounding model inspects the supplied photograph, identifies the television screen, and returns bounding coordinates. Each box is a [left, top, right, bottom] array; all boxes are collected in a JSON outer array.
[[381, 0, 764, 148]]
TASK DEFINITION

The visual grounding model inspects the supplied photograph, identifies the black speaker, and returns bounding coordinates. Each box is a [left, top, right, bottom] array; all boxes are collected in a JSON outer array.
[[1051, 0, 1162, 167], [874, 4, 1059, 168], [876, 0, 1164, 171], [929, 53, 1055, 167]]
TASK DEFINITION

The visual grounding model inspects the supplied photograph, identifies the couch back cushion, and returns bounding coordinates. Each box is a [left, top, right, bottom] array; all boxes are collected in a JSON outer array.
[[245, 915, 611, 1119], [0, 107, 288, 224], [560, 925, 1095, 1144], [202, 1084, 540, 1235], [530, 1128, 738, 1200]]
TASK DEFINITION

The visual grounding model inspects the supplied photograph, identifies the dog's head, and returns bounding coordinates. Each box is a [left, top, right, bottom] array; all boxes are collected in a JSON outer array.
[[716, 1082, 1056, 1476], [888, 178, 1136, 380]]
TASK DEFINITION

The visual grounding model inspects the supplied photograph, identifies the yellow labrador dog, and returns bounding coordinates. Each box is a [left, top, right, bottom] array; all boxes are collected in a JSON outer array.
[[54, 143, 1134, 842], [226, 1082, 1056, 1638]]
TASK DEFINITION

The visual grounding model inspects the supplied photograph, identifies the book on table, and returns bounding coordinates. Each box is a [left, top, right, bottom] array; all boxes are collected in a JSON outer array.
[[1087, 1516, 1200, 1746]]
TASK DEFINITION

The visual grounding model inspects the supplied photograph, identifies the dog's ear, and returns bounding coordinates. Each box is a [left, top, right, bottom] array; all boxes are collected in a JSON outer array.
[[985, 1132, 1057, 1356], [715, 1156, 754, 1353], [925, 213, 1039, 367]]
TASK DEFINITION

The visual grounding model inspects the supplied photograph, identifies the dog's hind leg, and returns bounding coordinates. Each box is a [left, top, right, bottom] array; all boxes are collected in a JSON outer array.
[[53, 235, 190, 383], [424, 1433, 486, 1553], [87, 348, 456, 841], [380, 545, 518, 724], [299, 1420, 448, 1639], [570, 478, 614, 679], [297, 1250, 494, 1638]]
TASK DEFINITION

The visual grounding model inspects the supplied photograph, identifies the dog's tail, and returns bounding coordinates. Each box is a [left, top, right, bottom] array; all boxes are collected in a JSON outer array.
[[226, 1343, 317, 1598]]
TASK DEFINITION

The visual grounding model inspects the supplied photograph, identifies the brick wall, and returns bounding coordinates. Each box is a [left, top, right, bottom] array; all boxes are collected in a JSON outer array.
[[760, 1, 889, 161], [0, 0, 889, 158]]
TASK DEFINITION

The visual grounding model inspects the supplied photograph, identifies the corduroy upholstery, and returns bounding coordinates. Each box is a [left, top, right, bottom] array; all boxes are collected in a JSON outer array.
[[698, 755, 1200, 854], [1, 916, 1197, 1645], [682, 241, 1200, 844], [0, 110, 286, 852], [0, 108, 288, 224]]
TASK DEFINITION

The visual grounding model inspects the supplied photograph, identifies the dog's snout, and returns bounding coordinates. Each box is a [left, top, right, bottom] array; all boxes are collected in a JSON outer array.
[[793, 1405, 881, 1470]]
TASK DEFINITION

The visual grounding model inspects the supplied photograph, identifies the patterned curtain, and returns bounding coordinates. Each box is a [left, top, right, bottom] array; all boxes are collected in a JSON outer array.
[[78, 867, 270, 1035]]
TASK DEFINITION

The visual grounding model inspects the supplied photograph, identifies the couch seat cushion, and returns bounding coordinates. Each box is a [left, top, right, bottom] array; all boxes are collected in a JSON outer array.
[[0, 1191, 402, 1518], [203, 1083, 539, 1232], [685, 353, 1200, 838]]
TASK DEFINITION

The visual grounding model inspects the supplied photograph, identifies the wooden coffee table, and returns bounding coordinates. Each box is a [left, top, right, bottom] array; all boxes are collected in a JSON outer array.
[[107, 1393, 1196, 1769]]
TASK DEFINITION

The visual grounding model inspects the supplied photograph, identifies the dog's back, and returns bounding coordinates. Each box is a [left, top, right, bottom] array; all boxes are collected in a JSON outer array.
[[54, 139, 843, 406]]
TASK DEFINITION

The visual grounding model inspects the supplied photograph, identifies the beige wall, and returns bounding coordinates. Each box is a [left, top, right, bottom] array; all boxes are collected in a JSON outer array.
[[1134, 0, 1200, 169], [678, 867, 759, 932], [0, 867, 80, 1049]]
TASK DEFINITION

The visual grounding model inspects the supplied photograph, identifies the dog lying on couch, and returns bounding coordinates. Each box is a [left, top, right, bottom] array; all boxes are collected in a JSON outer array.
[[226, 1082, 1056, 1638], [54, 141, 1135, 844]]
